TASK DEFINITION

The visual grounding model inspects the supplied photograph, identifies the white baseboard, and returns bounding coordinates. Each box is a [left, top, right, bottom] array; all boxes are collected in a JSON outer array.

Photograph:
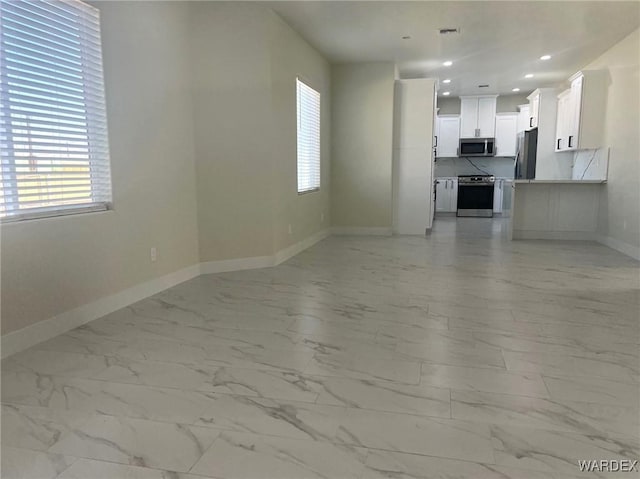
[[199, 255, 275, 275], [2, 229, 331, 359], [1, 264, 201, 359], [596, 234, 640, 260], [331, 226, 392, 236], [273, 228, 331, 265], [512, 230, 597, 241]]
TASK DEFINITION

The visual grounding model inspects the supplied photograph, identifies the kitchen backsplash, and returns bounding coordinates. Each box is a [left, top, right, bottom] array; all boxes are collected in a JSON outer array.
[[435, 157, 516, 178], [571, 148, 609, 180]]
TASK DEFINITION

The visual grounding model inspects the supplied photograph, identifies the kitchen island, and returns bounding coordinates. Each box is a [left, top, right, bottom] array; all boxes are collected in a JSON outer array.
[[509, 179, 606, 240]]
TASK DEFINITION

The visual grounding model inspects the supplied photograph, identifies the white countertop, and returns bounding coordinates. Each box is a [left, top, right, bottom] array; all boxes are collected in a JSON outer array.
[[513, 179, 606, 184]]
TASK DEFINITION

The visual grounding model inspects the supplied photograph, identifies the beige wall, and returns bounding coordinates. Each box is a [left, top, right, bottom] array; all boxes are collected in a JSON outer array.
[[268, 12, 331, 251], [585, 29, 640, 253], [1, 2, 200, 334], [331, 63, 395, 228], [190, 4, 331, 262], [190, 3, 275, 261]]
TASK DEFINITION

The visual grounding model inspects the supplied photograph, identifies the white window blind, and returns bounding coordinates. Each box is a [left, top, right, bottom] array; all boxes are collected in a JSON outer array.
[[296, 78, 320, 193], [0, 0, 112, 222]]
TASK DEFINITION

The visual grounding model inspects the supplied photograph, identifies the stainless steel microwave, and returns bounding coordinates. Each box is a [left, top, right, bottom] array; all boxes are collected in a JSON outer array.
[[459, 138, 496, 157]]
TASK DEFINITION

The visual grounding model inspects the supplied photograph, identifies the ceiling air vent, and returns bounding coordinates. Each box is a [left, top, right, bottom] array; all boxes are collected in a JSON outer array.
[[478, 84, 490, 88], [439, 28, 460, 35]]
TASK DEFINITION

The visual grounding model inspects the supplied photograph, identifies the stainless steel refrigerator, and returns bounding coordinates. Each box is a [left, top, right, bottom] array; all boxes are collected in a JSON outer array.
[[515, 128, 537, 179]]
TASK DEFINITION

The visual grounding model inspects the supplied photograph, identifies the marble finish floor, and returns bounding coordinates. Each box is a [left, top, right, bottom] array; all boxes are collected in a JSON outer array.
[[2, 218, 639, 478]]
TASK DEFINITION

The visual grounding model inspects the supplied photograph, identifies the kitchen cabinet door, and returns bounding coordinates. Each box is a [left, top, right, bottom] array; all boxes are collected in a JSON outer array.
[[435, 178, 458, 212], [527, 91, 540, 129], [477, 97, 497, 137], [460, 98, 479, 138], [567, 74, 583, 150], [517, 104, 530, 133], [460, 96, 497, 138], [494, 114, 518, 157], [435, 179, 449, 212], [557, 70, 607, 151], [493, 179, 504, 213], [449, 178, 458, 211], [555, 89, 571, 151], [436, 116, 460, 157]]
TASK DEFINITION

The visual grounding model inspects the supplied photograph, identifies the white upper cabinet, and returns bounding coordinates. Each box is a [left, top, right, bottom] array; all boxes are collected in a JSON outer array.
[[555, 70, 608, 152], [527, 90, 540, 129], [460, 96, 497, 138], [517, 104, 530, 133], [555, 89, 571, 151], [494, 113, 518, 157], [435, 115, 460, 157]]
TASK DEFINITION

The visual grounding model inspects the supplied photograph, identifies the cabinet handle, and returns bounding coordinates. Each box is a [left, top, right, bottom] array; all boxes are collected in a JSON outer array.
[[475, 128, 480, 138], [568, 135, 573, 148], [557, 139, 561, 150], [529, 117, 534, 128], [434, 135, 438, 147]]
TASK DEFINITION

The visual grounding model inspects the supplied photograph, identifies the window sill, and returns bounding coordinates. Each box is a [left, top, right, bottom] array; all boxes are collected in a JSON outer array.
[[1, 203, 112, 224], [298, 188, 320, 196]]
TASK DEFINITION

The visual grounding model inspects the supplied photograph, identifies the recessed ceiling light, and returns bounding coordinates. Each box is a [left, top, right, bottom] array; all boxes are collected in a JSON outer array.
[[512, 88, 520, 92], [442, 79, 451, 84], [525, 74, 534, 78], [402, 36, 411, 40], [443, 61, 453, 67], [540, 55, 551, 61], [443, 91, 451, 96]]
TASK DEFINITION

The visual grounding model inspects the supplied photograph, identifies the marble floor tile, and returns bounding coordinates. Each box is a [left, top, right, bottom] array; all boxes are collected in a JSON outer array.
[[49, 414, 221, 472], [543, 374, 640, 407], [304, 351, 421, 384], [1, 447, 76, 479], [451, 390, 639, 438], [333, 408, 495, 463], [312, 375, 451, 417], [1, 404, 91, 451], [503, 350, 639, 382], [190, 431, 368, 479], [194, 396, 343, 441], [376, 323, 472, 345], [286, 315, 380, 340], [56, 458, 213, 479], [448, 317, 543, 335], [2, 372, 216, 423], [420, 363, 550, 398], [490, 423, 640, 476], [396, 340, 506, 369], [197, 367, 320, 402], [364, 449, 582, 479]]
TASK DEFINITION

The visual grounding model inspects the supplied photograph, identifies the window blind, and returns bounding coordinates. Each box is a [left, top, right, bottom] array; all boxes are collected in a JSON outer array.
[[296, 78, 320, 193], [0, 0, 112, 222]]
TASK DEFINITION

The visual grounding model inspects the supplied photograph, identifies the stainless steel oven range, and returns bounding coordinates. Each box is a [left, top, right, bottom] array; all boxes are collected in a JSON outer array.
[[456, 175, 495, 217]]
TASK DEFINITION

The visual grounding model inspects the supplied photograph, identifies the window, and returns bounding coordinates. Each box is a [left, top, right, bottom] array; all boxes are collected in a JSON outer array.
[[1, 0, 112, 222], [296, 78, 320, 193]]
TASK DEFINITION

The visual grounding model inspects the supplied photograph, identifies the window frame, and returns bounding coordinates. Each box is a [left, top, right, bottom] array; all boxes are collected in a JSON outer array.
[[295, 76, 321, 195], [0, 0, 113, 223]]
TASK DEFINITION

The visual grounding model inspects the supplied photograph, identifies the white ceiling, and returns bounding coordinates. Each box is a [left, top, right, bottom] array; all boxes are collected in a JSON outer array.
[[266, 1, 640, 97]]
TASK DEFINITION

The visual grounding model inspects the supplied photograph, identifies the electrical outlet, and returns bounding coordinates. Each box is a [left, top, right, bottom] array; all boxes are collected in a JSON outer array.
[[288, 224, 292, 235], [150, 247, 157, 262]]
